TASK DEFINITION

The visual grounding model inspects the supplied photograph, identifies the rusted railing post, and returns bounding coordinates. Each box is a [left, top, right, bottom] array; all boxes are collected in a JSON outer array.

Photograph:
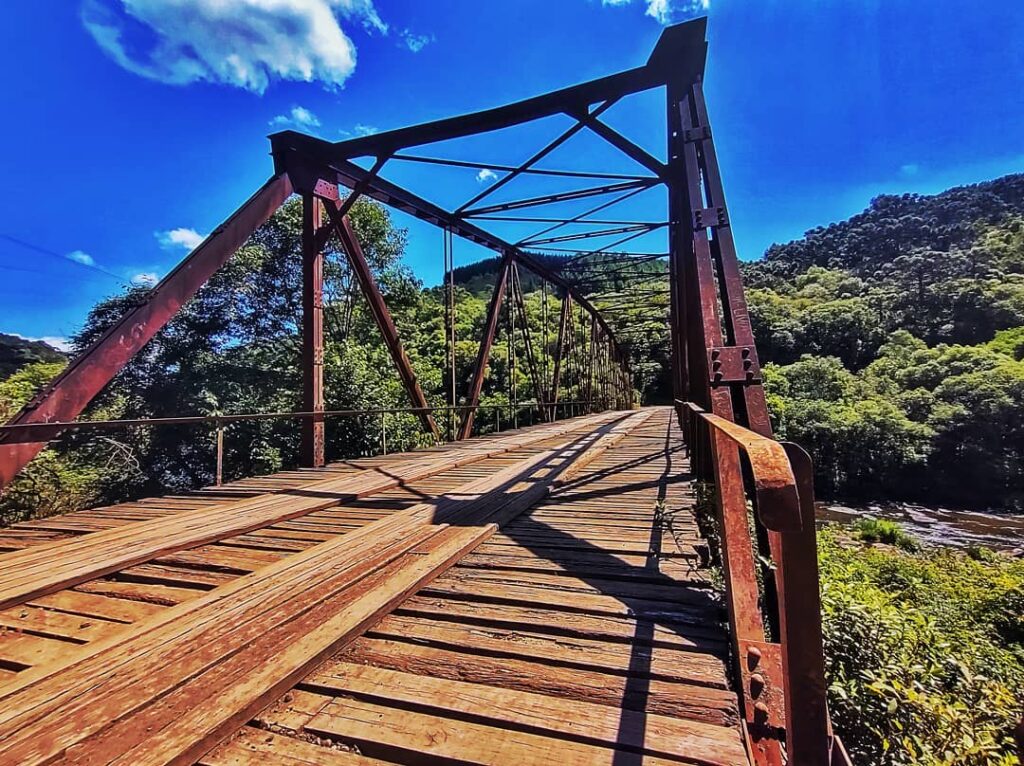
[[779, 443, 830, 764]]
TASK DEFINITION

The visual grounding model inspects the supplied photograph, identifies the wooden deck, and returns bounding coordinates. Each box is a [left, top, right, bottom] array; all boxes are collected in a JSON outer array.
[[0, 407, 749, 765]]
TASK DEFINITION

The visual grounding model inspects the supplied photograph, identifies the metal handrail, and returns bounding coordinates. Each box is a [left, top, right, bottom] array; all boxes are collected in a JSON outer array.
[[675, 399, 834, 765], [678, 401, 801, 532], [0, 400, 600, 444]]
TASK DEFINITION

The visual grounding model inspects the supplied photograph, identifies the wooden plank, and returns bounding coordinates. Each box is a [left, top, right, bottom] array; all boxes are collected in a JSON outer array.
[[0, 418, 636, 764], [342, 637, 740, 726], [74, 580, 204, 606], [0, 604, 122, 643], [0, 631, 79, 669], [365, 613, 729, 687], [442, 566, 714, 606], [306, 662, 748, 765], [199, 727, 390, 766], [58, 527, 493, 766], [0, 523, 484, 764], [421, 578, 721, 626], [396, 594, 727, 650], [0, 412, 620, 611], [28, 590, 163, 623], [304, 695, 691, 766]]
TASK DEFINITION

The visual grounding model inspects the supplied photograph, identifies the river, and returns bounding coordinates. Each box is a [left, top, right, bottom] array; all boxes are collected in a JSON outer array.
[[816, 502, 1024, 553]]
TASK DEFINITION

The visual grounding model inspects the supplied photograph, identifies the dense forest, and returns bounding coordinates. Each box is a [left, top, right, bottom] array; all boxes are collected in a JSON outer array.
[[746, 173, 1024, 511]]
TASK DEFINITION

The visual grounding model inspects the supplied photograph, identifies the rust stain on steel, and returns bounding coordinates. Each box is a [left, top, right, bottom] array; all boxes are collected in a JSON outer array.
[[458, 252, 512, 440], [301, 192, 326, 467], [708, 417, 799, 528], [682, 403, 800, 532]]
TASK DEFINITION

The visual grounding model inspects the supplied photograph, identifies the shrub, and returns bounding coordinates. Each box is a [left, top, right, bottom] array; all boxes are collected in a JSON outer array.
[[819, 530, 1024, 765], [853, 517, 920, 551]]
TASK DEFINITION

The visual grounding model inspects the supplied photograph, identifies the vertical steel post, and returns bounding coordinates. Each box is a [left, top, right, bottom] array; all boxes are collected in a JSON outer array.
[[458, 252, 511, 440], [779, 443, 831, 765], [670, 71, 793, 765], [327, 207, 441, 440], [301, 192, 326, 468], [549, 294, 570, 419], [446, 228, 458, 440]]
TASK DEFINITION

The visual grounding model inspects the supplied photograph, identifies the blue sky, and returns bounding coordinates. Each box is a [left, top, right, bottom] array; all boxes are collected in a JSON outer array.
[[1, 0, 1022, 348]]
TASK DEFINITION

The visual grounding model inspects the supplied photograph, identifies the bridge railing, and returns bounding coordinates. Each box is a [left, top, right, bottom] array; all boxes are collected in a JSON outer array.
[[678, 400, 846, 766], [0, 400, 603, 490]]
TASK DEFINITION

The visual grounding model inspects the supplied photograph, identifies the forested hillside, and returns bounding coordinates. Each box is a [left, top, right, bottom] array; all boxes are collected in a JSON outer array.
[[0, 333, 65, 379], [745, 174, 1024, 510]]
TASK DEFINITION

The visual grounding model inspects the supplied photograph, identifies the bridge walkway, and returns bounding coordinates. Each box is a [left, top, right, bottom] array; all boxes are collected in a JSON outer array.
[[0, 407, 749, 765]]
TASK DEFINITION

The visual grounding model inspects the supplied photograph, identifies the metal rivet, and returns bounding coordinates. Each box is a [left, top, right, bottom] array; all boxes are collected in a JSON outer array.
[[750, 673, 765, 696], [754, 701, 770, 719], [747, 646, 761, 666]]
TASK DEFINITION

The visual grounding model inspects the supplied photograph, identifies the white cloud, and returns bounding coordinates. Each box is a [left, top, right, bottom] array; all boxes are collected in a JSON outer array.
[[340, 123, 378, 138], [81, 0, 389, 94], [131, 272, 160, 285], [399, 29, 433, 53], [270, 105, 321, 129], [156, 227, 205, 251], [476, 169, 498, 183], [66, 250, 96, 266], [7, 333, 72, 353], [39, 336, 73, 352], [601, 0, 708, 24]]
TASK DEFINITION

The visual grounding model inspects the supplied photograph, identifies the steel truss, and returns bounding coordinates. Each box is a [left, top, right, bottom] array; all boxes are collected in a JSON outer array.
[[0, 17, 843, 764]]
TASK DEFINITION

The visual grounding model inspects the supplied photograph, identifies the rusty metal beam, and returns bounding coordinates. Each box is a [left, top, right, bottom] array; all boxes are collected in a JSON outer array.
[[462, 179, 653, 218], [510, 264, 546, 416], [268, 18, 706, 159], [0, 173, 294, 489], [323, 204, 441, 441], [520, 223, 661, 247], [457, 253, 512, 440], [301, 193, 326, 467], [687, 79, 773, 437], [274, 160, 629, 370], [574, 111, 667, 177], [391, 154, 650, 181], [516, 184, 653, 247], [453, 100, 615, 215], [780, 443, 832, 766], [549, 294, 571, 415]]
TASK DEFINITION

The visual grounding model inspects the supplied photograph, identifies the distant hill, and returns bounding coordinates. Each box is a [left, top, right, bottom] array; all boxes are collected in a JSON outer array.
[[744, 173, 1024, 356], [452, 251, 666, 295], [747, 173, 1024, 284], [0, 333, 66, 379]]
